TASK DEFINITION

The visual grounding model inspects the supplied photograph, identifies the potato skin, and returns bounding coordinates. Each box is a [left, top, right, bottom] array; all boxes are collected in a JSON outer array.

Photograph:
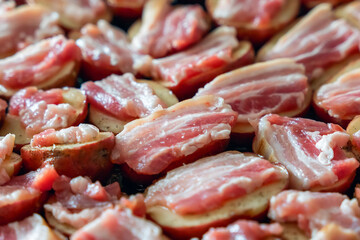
[[21, 132, 115, 181]]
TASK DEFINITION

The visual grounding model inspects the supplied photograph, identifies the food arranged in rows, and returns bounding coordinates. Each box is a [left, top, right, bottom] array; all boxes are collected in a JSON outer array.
[[2, 0, 360, 239]]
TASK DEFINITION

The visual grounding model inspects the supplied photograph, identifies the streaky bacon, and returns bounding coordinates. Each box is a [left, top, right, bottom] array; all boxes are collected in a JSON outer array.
[[269, 190, 360, 238], [0, 214, 63, 240], [202, 220, 283, 240], [31, 124, 100, 147], [71, 208, 168, 240], [81, 73, 165, 121], [212, 0, 285, 26], [0, 4, 63, 58], [131, 0, 210, 58], [76, 20, 152, 80], [145, 151, 288, 215], [150, 26, 253, 99], [111, 95, 238, 175], [0, 35, 81, 90], [27, 0, 110, 30], [0, 134, 15, 185], [252, 114, 359, 190], [258, 4, 360, 79], [315, 68, 360, 120], [196, 59, 309, 124]]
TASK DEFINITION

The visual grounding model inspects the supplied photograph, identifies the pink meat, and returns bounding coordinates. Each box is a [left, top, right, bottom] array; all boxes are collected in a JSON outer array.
[[81, 73, 166, 121], [0, 35, 81, 89], [203, 220, 283, 240], [316, 69, 360, 119], [71, 208, 167, 240], [111, 95, 238, 175], [253, 114, 359, 190], [31, 124, 100, 147], [145, 151, 288, 215], [0, 4, 63, 57], [76, 20, 152, 77], [0, 133, 15, 185], [213, 0, 284, 26], [196, 59, 309, 123], [27, 0, 108, 29], [131, 0, 210, 58], [269, 190, 360, 238], [151, 26, 241, 87], [259, 4, 360, 79]]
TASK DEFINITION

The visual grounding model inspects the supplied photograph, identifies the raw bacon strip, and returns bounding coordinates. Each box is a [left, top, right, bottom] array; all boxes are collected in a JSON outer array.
[[202, 220, 283, 240], [269, 190, 360, 239], [71, 208, 168, 240], [252, 114, 359, 190], [76, 20, 152, 80], [0, 134, 15, 185], [81, 73, 165, 121], [145, 151, 288, 215], [131, 0, 210, 58], [258, 4, 360, 79], [196, 59, 310, 131], [211, 0, 284, 26], [27, 0, 111, 30], [0, 35, 81, 94], [151, 26, 254, 99], [315, 67, 360, 121], [111, 95, 238, 176], [31, 124, 100, 147], [0, 214, 63, 240], [0, 4, 63, 58]]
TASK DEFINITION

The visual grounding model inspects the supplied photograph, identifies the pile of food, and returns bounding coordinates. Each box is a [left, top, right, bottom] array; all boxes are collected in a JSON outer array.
[[1, 0, 360, 239]]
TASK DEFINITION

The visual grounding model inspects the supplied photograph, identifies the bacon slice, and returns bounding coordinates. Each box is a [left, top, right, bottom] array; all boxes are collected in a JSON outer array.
[[196, 59, 310, 134], [81, 73, 165, 121], [0, 214, 63, 240], [145, 151, 288, 215], [0, 4, 63, 59], [27, 0, 111, 30], [315, 67, 360, 121], [202, 220, 283, 240], [71, 208, 168, 240], [131, 0, 210, 58], [76, 20, 152, 80], [252, 114, 359, 191], [211, 0, 284, 26], [111, 95, 238, 176], [258, 4, 360, 80], [269, 190, 360, 239], [0, 35, 81, 97], [0, 134, 15, 185], [151, 26, 254, 99]]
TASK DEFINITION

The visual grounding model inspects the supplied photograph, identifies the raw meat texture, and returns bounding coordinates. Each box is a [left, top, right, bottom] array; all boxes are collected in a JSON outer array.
[[81, 73, 165, 121], [212, 0, 284, 26], [258, 4, 360, 80], [269, 190, 360, 239], [76, 20, 152, 80], [111, 95, 238, 175], [145, 151, 288, 215], [0, 35, 81, 91], [107, 0, 148, 17], [252, 114, 359, 190], [0, 134, 15, 185], [315, 68, 360, 120], [44, 175, 124, 230], [31, 124, 100, 147], [302, 0, 351, 8], [131, 0, 210, 58], [151, 26, 254, 99], [0, 4, 63, 58], [202, 220, 283, 240], [71, 208, 168, 240], [196, 59, 309, 126], [9, 87, 80, 136], [0, 214, 63, 240], [27, 0, 111, 30], [0, 0, 15, 13]]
